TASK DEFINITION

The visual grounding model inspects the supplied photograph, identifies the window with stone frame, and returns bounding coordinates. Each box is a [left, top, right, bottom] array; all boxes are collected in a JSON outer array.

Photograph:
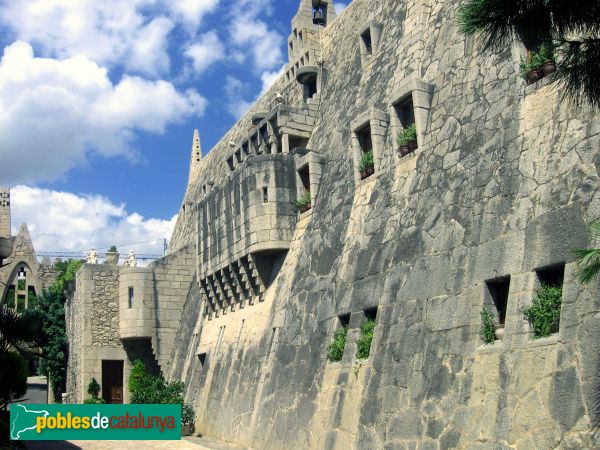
[[350, 107, 389, 182], [359, 22, 383, 66]]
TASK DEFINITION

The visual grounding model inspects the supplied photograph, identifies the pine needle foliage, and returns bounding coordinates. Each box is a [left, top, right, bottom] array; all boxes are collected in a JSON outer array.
[[573, 220, 600, 283], [457, 0, 600, 110]]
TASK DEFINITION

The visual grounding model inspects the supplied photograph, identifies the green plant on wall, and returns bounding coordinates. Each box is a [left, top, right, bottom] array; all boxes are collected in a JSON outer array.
[[524, 284, 562, 338], [108, 245, 118, 253], [480, 307, 496, 344], [396, 123, 417, 147], [17, 279, 25, 291], [356, 319, 375, 360], [293, 191, 311, 210], [358, 150, 374, 172], [327, 326, 347, 362]]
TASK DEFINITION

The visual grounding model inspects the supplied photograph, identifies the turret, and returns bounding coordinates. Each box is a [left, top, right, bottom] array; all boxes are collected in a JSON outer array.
[[187, 129, 202, 188], [0, 187, 11, 238]]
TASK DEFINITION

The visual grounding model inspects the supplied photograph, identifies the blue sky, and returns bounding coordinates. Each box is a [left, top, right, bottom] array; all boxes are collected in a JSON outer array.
[[0, 1, 347, 255]]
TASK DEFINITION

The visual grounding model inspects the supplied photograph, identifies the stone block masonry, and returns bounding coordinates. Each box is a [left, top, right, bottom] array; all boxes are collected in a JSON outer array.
[[67, 0, 600, 448]]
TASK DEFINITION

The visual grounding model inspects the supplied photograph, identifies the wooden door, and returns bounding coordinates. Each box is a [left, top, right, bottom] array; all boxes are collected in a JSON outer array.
[[102, 360, 124, 404]]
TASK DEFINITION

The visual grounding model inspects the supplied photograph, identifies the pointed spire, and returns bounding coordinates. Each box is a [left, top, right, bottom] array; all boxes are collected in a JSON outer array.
[[191, 129, 202, 164]]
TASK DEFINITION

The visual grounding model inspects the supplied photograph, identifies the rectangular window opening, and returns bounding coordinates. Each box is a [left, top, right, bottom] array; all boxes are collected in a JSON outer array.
[[396, 97, 416, 129], [364, 307, 378, 322], [536, 264, 565, 288], [485, 277, 510, 325], [227, 156, 234, 171], [128, 287, 134, 309], [298, 166, 310, 194], [357, 125, 372, 153], [263, 187, 269, 203], [198, 353, 207, 368], [338, 313, 350, 328]]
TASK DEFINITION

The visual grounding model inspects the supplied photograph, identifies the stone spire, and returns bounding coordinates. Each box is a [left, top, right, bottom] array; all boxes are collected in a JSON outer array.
[[0, 187, 11, 238], [191, 129, 202, 164], [187, 129, 202, 188]]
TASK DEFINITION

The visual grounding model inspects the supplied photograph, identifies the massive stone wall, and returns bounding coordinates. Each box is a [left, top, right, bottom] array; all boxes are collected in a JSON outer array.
[[162, 0, 600, 449]]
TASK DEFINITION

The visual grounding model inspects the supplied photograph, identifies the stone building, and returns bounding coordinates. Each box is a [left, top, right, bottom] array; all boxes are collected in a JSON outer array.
[[0, 187, 53, 311], [66, 0, 600, 448]]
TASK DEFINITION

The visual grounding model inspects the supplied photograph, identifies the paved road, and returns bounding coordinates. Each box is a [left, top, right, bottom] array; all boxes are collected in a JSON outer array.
[[14, 376, 48, 405]]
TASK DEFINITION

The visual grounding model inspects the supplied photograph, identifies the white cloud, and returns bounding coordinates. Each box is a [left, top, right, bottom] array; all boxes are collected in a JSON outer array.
[[224, 76, 252, 119], [0, 41, 207, 185], [228, 1, 284, 72], [167, 0, 220, 31], [334, 2, 348, 14], [0, 0, 175, 77], [184, 31, 226, 74], [10, 186, 176, 259], [259, 66, 284, 95]]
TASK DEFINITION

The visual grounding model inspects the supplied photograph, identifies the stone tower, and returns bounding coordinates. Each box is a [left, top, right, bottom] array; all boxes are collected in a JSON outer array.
[[0, 187, 10, 238], [187, 129, 202, 188]]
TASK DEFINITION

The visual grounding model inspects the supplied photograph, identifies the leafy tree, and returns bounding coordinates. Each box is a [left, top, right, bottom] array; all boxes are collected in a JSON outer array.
[[37, 259, 84, 402], [129, 360, 185, 405], [457, 0, 600, 110]]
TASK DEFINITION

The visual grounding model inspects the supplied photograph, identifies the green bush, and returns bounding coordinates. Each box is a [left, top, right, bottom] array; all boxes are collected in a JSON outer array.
[[293, 191, 311, 210], [182, 403, 195, 425], [83, 397, 106, 404], [480, 307, 496, 344], [524, 284, 562, 338], [327, 327, 347, 362], [16, 296, 25, 311], [358, 150, 374, 172], [356, 319, 376, 360], [87, 377, 101, 398], [129, 360, 185, 404], [108, 246, 118, 253], [396, 123, 417, 147], [17, 280, 25, 291], [0, 352, 28, 410]]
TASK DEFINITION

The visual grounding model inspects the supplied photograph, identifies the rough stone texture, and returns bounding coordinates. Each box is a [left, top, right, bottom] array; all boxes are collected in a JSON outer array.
[[68, 0, 600, 449]]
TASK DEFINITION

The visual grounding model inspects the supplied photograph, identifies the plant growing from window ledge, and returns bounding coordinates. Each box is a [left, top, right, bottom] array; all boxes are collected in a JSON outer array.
[[293, 191, 311, 213], [356, 319, 375, 359], [358, 150, 374, 179], [397, 124, 418, 157], [524, 284, 562, 338], [480, 307, 496, 344], [327, 326, 348, 362], [108, 245, 118, 253]]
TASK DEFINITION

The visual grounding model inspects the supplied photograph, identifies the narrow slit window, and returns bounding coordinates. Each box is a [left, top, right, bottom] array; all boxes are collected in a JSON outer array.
[[396, 97, 415, 129], [227, 156, 234, 171], [357, 125, 372, 153], [361, 29, 373, 56], [485, 277, 510, 325], [128, 287, 134, 308], [263, 187, 269, 203]]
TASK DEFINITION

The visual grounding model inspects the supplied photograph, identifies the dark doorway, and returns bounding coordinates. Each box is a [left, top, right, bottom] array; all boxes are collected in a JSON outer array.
[[102, 360, 124, 404]]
